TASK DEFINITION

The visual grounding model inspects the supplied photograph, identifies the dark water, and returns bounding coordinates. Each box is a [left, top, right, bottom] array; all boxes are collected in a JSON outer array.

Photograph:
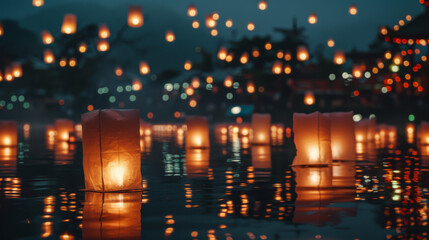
[[0, 126, 428, 240]]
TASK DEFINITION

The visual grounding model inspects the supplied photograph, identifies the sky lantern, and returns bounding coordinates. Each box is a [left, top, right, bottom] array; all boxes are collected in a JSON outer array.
[[225, 19, 233, 28], [82, 109, 142, 192], [258, 0, 268, 10], [247, 82, 255, 93], [128, 6, 144, 28], [393, 53, 402, 65], [0, 121, 18, 147], [324, 112, 356, 161], [41, 30, 54, 45], [251, 113, 271, 145], [139, 61, 150, 75], [78, 42, 87, 53], [293, 112, 332, 166], [191, 77, 200, 88], [225, 53, 234, 62], [187, 4, 197, 17], [297, 46, 309, 61], [83, 192, 141, 239], [334, 50, 346, 65], [352, 65, 363, 78], [184, 60, 192, 70], [192, 20, 200, 29], [61, 14, 77, 34], [4, 67, 13, 81], [304, 91, 315, 105], [33, 0, 44, 7], [247, 22, 255, 31], [251, 145, 271, 169], [252, 48, 260, 58], [97, 40, 110, 52], [98, 24, 110, 39], [185, 87, 195, 96], [55, 119, 74, 141], [185, 116, 210, 149], [349, 4, 358, 15], [205, 14, 217, 28], [240, 52, 249, 64], [224, 75, 233, 87], [284, 65, 292, 74], [217, 47, 227, 60], [44, 49, 55, 64], [165, 30, 175, 42], [12, 63, 23, 78], [185, 149, 210, 178], [272, 61, 283, 74], [308, 13, 317, 24], [327, 39, 335, 47], [132, 79, 142, 91], [212, 12, 219, 20]]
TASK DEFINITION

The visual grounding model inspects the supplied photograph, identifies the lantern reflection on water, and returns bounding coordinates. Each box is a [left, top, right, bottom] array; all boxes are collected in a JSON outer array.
[[55, 119, 74, 141], [185, 148, 210, 178], [251, 113, 271, 145], [251, 145, 271, 170], [0, 121, 18, 147], [325, 112, 356, 161], [406, 123, 415, 144], [185, 116, 210, 149], [293, 112, 332, 166], [82, 109, 142, 192], [83, 192, 141, 239], [139, 119, 152, 137], [0, 147, 18, 176], [54, 141, 73, 165]]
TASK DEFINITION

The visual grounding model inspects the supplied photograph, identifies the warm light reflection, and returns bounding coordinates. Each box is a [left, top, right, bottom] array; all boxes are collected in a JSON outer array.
[[185, 148, 210, 178]]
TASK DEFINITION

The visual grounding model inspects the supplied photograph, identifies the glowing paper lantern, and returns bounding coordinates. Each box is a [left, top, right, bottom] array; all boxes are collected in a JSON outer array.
[[308, 14, 317, 24], [333, 50, 346, 65], [139, 61, 150, 75], [33, 0, 44, 7], [185, 148, 210, 178], [0, 121, 18, 147], [61, 14, 77, 34], [393, 53, 402, 65], [165, 30, 175, 42], [349, 4, 358, 15], [205, 14, 217, 28], [83, 192, 141, 239], [293, 112, 332, 165], [185, 116, 210, 149], [251, 113, 271, 145], [297, 46, 309, 61], [272, 61, 282, 74], [44, 49, 55, 64], [41, 31, 54, 45], [98, 24, 110, 39], [352, 65, 362, 78], [184, 60, 192, 70], [12, 63, 22, 78], [304, 91, 315, 105], [55, 119, 74, 141], [82, 109, 142, 192], [258, 0, 267, 10], [325, 112, 356, 161], [128, 6, 144, 28], [187, 4, 197, 17], [97, 40, 110, 52]]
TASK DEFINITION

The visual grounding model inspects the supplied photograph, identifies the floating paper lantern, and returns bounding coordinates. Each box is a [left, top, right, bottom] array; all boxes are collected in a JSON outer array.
[[304, 91, 315, 105], [165, 30, 175, 42], [187, 4, 197, 17], [297, 46, 309, 61], [78, 42, 87, 53], [192, 20, 200, 29], [205, 15, 217, 28], [184, 60, 192, 70], [23, 123, 30, 140], [97, 40, 110, 52], [55, 141, 73, 164], [128, 6, 144, 28], [393, 53, 402, 65], [61, 14, 77, 34], [325, 112, 356, 161], [12, 63, 22, 78], [349, 4, 357, 15], [83, 192, 141, 239], [139, 61, 150, 75], [240, 52, 249, 64], [33, 0, 44, 7], [55, 119, 74, 141], [251, 113, 271, 145], [327, 39, 335, 47], [272, 61, 282, 74], [44, 49, 55, 64], [247, 22, 255, 31], [352, 65, 362, 78], [293, 112, 332, 165], [251, 145, 271, 169], [82, 109, 142, 192], [98, 24, 110, 39], [225, 19, 233, 28], [132, 79, 142, 91], [185, 148, 210, 178], [4, 68, 13, 81], [334, 50, 346, 65], [185, 116, 210, 149], [308, 14, 317, 24], [41, 30, 54, 45], [258, 0, 267, 10], [0, 121, 18, 147]]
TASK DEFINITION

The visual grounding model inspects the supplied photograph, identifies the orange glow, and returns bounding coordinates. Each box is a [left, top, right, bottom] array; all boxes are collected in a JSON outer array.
[[272, 61, 283, 74], [225, 19, 233, 28], [247, 22, 255, 31], [139, 61, 150, 75], [224, 76, 233, 87], [265, 42, 272, 50], [191, 77, 200, 88], [98, 24, 110, 39], [206, 76, 213, 84], [304, 91, 315, 105], [33, 0, 44, 7], [349, 5, 358, 15], [327, 39, 335, 47], [184, 60, 192, 70], [61, 14, 77, 34], [210, 29, 218, 36], [97, 40, 110, 52], [206, 15, 217, 28], [297, 46, 309, 61], [44, 49, 55, 64], [252, 48, 260, 58], [308, 14, 317, 24], [247, 83, 255, 93], [284, 65, 292, 74], [185, 87, 195, 96], [192, 20, 200, 29], [165, 30, 175, 42], [87, 105, 94, 112], [69, 58, 77, 67], [78, 43, 87, 53], [240, 52, 249, 64], [333, 50, 345, 65], [128, 6, 144, 28], [132, 79, 142, 91], [189, 99, 197, 108], [217, 47, 228, 60], [258, 0, 267, 10], [41, 30, 54, 45], [115, 67, 123, 77], [187, 5, 197, 17]]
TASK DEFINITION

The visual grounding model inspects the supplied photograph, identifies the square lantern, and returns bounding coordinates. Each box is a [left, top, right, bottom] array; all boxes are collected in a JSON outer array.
[[82, 109, 142, 192], [293, 112, 332, 166], [55, 119, 74, 141], [325, 112, 356, 161], [251, 113, 271, 145], [0, 121, 18, 147], [185, 116, 210, 149], [83, 192, 141, 239]]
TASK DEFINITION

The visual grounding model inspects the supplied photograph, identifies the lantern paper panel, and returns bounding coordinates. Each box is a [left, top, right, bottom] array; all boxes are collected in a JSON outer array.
[[185, 148, 210, 178], [82, 109, 142, 192], [55, 119, 74, 141], [83, 192, 141, 239], [325, 112, 356, 161], [293, 112, 332, 166], [185, 116, 210, 149], [251, 113, 271, 145], [0, 121, 18, 147]]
